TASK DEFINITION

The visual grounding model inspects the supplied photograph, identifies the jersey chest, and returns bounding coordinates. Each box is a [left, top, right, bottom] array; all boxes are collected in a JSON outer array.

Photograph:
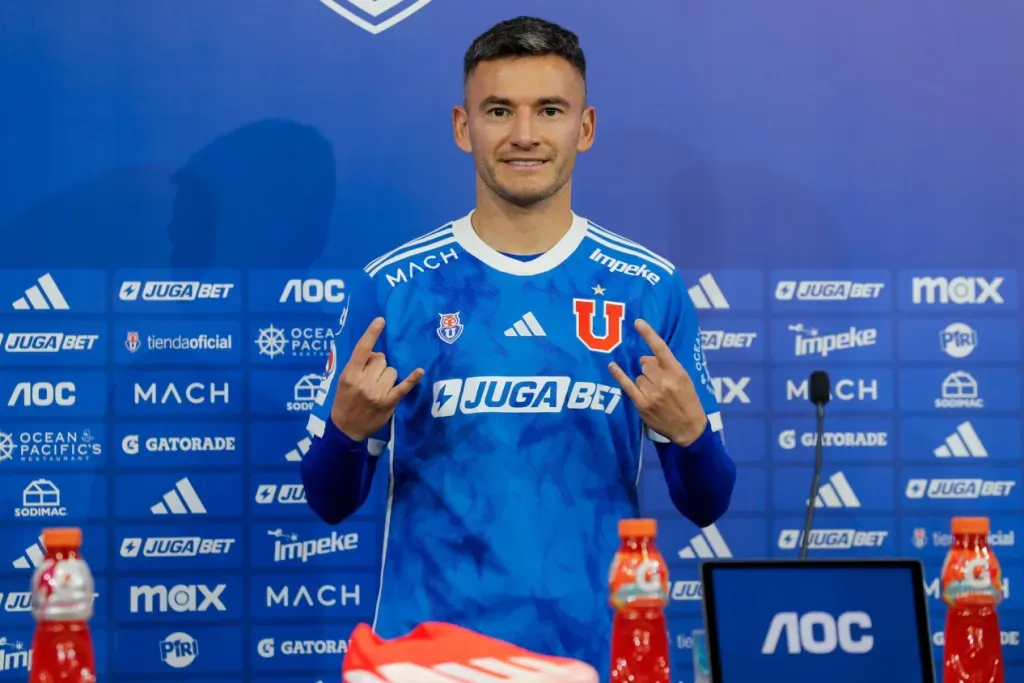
[[384, 269, 646, 420]]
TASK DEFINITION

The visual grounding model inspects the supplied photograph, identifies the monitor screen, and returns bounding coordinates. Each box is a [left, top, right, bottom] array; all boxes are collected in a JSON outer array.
[[701, 560, 934, 683]]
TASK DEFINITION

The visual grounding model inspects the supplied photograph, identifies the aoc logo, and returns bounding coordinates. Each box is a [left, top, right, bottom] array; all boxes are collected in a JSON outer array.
[[318, 0, 433, 34], [762, 612, 873, 655]]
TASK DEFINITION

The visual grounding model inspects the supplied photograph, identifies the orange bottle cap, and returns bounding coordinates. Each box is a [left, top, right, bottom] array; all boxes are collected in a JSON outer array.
[[619, 518, 657, 538], [952, 517, 989, 535], [43, 527, 82, 549]]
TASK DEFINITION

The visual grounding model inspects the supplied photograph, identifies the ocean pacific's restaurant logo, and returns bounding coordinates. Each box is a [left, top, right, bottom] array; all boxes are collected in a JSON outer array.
[[318, 0, 433, 34]]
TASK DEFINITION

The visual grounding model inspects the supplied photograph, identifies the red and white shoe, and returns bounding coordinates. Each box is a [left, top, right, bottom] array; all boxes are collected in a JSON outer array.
[[343, 622, 599, 683]]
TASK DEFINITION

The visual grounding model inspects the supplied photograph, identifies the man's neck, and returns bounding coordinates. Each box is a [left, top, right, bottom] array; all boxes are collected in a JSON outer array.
[[470, 180, 574, 255]]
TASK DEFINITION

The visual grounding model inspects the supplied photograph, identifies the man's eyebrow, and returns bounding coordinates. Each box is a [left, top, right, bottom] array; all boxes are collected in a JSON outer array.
[[477, 95, 572, 110]]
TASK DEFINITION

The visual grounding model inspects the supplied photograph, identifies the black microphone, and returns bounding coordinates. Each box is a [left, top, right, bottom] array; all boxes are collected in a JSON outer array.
[[799, 371, 831, 561]]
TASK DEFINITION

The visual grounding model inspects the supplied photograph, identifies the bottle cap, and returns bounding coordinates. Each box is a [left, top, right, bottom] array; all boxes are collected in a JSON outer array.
[[619, 518, 657, 538], [952, 517, 989, 536], [43, 527, 82, 549]]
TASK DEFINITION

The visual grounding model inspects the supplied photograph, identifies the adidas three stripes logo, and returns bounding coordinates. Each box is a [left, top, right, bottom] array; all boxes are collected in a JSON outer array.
[[677, 524, 732, 559], [810, 472, 861, 508], [687, 274, 729, 310], [151, 477, 207, 515], [11, 272, 69, 310], [504, 312, 546, 337], [934, 421, 987, 457]]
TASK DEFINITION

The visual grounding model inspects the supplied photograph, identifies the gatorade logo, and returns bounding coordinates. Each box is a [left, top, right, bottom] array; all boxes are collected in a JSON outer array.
[[634, 560, 662, 595]]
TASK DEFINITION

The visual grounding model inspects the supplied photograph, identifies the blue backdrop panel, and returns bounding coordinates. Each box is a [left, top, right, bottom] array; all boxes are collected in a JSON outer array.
[[0, 1, 1022, 681]]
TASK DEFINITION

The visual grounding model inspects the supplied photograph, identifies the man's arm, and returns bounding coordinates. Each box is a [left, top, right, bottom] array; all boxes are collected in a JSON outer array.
[[648, 272, 736, 528], [300, 271, 390, 525], [608, 271, 737, 529]]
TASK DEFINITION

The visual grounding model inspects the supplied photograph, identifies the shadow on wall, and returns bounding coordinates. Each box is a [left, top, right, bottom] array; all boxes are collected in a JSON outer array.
[[0, 118, 336, 271], [577, 127, 842, 269], [665, 162, 842, 269]]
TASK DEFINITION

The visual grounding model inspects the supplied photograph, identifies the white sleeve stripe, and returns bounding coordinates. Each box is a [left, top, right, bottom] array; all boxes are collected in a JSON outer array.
[[586, 222, 675, 272], [584, 231, 675, 275], [644, 412, 724, 444], [363, 225, 454, 272], [366, 235, 458, 278], [645, 426, 671, 443]]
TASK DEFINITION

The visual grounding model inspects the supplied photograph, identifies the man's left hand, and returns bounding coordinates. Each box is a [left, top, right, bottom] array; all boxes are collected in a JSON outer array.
[[608, 319, 708, 447]]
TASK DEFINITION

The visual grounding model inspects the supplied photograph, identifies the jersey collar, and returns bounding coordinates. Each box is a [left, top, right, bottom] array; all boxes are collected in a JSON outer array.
[[451, 210, 589, 276]]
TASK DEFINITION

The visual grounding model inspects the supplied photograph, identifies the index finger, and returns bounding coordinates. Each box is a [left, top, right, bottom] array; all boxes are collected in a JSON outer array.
[[350, 317, 385, 364], [635, 319, 679, 368]]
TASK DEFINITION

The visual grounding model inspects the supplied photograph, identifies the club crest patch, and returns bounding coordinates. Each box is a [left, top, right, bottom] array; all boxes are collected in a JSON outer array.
[[437, 312, 464, 345]]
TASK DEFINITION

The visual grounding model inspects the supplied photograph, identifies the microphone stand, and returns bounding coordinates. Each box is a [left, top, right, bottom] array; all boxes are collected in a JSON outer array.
[[799, 402, 826, 561]]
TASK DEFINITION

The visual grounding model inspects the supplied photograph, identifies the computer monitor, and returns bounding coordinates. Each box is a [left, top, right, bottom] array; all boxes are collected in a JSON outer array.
[[700, 559, 934, 683]]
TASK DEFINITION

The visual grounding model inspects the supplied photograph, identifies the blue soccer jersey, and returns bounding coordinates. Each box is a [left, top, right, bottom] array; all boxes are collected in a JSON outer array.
[[302, 211, 735, 676]]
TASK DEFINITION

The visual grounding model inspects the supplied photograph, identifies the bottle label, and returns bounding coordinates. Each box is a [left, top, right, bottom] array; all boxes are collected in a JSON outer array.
[[942, 556, 1003, 607], [610, 556, 669, 609], [31, 557, 96, 622]]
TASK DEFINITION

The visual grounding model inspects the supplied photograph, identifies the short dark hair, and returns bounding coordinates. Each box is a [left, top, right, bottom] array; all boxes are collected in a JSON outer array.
[[463, 16, 587, 90]]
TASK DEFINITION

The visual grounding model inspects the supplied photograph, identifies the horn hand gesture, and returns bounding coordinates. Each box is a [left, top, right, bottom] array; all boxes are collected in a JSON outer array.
[[608, 319, 708, 447], [330, 317, 424, 441]]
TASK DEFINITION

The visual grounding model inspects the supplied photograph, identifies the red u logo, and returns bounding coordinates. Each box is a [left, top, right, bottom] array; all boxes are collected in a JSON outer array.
[[573, 298, 626, 353]]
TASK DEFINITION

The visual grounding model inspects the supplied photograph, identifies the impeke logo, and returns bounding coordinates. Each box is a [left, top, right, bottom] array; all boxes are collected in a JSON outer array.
[[318, 0, 433, 34]]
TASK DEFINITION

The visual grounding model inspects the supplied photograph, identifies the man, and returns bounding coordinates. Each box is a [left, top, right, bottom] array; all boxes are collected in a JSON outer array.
[[301, 15, 737, 676]]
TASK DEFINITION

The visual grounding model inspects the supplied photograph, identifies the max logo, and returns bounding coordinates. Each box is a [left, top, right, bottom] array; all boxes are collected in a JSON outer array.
[[573, 299, 626, 353]]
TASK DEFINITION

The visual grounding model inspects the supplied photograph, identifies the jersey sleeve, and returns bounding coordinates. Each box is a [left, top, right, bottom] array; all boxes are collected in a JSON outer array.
[[644, 270, 723, 444], [306, 268, 392, 456]]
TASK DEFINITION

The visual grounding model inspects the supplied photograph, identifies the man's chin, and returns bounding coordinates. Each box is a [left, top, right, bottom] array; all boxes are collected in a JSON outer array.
[[490, 180, 563, 208]]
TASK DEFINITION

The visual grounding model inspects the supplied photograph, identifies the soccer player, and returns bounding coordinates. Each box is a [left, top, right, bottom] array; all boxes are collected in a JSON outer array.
[[301, 15, 737, 677]]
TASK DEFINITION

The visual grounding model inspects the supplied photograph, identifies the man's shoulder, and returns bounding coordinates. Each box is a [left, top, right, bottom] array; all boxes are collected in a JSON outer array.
[[576, 215, 679, 289], [360, 216, 465, 290]]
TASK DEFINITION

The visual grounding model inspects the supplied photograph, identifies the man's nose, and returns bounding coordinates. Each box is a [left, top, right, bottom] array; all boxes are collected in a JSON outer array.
[[508, 113, 541, 148]]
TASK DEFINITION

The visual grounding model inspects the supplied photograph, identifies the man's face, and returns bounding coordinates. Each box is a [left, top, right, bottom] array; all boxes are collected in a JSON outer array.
[[454, 55, 595, 208]]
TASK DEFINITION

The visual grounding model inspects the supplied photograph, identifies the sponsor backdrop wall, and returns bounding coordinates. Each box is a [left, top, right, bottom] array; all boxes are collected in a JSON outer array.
[[0, 1, 1022, 681]]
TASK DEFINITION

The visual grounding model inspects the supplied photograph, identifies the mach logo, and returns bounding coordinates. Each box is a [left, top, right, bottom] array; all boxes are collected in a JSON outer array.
[[318, 0, 433, 35], [573, 299, 625, 353]]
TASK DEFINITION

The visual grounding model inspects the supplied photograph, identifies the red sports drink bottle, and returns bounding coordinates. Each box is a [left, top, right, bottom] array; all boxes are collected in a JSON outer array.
[[29, 527, 97, 683], [608, 518, 670, 683], [941, 516, 1004, 683]]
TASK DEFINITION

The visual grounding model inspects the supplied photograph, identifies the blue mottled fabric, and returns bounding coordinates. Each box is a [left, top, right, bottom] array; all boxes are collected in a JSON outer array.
[[301, 212, 734, 677]]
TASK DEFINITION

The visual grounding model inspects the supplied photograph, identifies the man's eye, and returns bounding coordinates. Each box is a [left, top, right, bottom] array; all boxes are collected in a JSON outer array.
[[542, 108, 561, 116]]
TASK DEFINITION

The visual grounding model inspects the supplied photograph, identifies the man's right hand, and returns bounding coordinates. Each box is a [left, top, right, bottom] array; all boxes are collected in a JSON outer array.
[[330, 317, 424, 441]]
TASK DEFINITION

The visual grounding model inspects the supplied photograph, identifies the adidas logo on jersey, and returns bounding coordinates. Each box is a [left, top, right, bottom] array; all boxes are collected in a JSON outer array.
[[688, 274, 729, 310], [504, 312, 546, 337], [677, 524, 732, 559], [151, 477, 207, 515], [809, 472, 861, 508], [934, 421, 987, 458], [11, 273, 69, 311]]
